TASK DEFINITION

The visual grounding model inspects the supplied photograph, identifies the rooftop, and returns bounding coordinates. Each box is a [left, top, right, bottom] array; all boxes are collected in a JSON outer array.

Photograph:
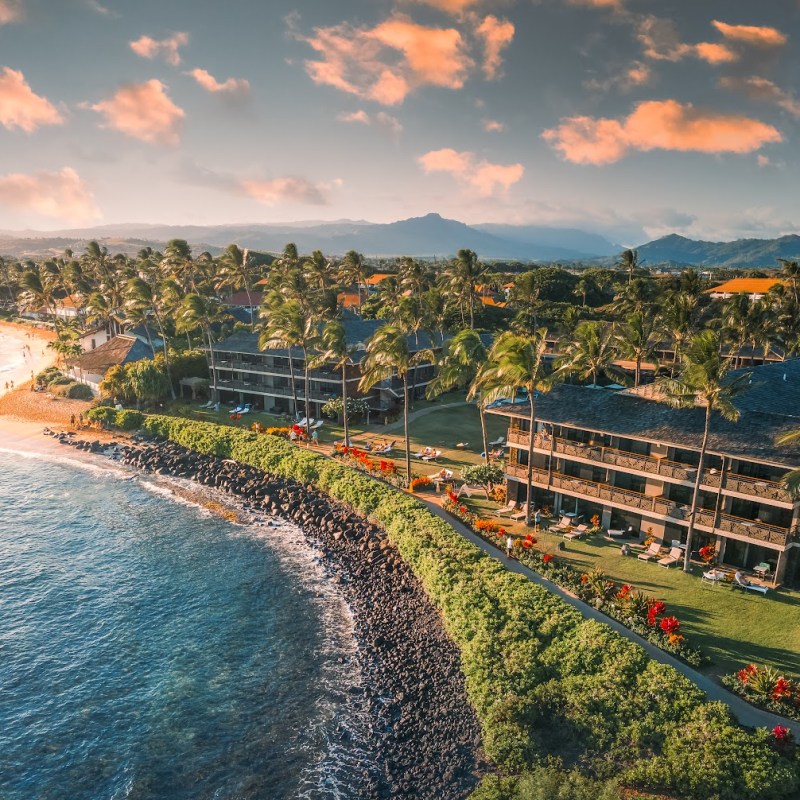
[[706, 277, 783, 296], [77, 335, 152, 373], [490, 358, 800, 467]]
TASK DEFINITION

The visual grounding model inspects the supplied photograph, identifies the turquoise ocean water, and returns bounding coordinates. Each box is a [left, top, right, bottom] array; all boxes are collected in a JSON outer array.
[[0, 449, 368, 799]]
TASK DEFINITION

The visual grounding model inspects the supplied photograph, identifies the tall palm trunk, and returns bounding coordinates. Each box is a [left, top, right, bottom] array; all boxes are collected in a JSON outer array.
[[479, 400, 489, 465], [341, 362, 349, 448], [302, 346, 312, 441], [287, 353, 299, 419], [635, 357, 641, 388], [403, 373, 411, 488], [683, 404, 711, 572], [525, 394, 536, 526], [152, 309, 176, 400], [205, 327, 218, 402]]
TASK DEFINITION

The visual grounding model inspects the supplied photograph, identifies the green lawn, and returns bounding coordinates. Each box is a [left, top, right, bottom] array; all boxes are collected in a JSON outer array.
[[464, 496, 800, 680], [171, 398, 800, 680]]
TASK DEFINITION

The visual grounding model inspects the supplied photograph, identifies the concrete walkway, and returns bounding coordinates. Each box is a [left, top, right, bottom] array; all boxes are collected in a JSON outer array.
[[418, 495, 800, 736]]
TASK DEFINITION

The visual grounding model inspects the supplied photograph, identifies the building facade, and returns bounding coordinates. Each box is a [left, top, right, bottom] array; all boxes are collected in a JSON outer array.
[[490, 360, 800, 587], [208, 312, 439, 418]]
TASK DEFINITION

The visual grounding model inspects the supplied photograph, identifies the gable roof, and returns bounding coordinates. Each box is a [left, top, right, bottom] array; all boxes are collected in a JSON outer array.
[[223, 290, 265, 307], [77, 335, 153, 373]]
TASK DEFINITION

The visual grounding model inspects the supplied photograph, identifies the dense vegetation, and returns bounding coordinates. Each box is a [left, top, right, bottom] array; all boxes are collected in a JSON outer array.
[[143, 414, 799, 800]]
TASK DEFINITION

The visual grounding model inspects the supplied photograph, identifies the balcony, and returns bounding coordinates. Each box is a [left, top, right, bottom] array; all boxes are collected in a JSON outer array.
[[506, 462, 794, 548], [508, 430, 792, 503], [214, 378, 331, 403]]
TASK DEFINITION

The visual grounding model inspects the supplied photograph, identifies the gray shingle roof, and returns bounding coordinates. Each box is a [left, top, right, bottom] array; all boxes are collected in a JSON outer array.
[[492, 359, 800, 467], [78, 335, 152, 372]]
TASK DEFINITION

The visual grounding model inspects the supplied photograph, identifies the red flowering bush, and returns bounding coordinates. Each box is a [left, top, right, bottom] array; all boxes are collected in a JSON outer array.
[[409, 476, 433, 491], [698, 544, 716, 564], [580, 573, 589, 584], [737, 664, 758, 685], [772, 677, 793, 701], [542, 553, 553, 564], [772, 725, 792, 742], [659, 616, 680, 635]]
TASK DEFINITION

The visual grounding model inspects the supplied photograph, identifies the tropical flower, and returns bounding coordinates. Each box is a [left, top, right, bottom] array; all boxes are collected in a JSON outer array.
[[580, 573, 589, 584], [659, 616, 680, 635], [543, 553, 553, 564], [772, 677, 793, 701], [772, 725, 792, 742], [737, 664, 758, 684]]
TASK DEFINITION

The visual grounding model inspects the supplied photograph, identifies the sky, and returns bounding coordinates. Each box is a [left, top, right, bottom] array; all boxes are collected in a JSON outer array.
[[0, 0, 798, 245]]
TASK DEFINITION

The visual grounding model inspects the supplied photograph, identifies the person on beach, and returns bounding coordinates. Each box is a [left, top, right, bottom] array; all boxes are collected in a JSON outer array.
[[78, 413, 84, 428], [70, 414, 76, 427]]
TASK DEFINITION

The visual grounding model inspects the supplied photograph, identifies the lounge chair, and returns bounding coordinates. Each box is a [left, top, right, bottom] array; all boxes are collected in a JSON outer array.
[[311, 420, 324, 430], [495, 500, 517, 517], [239, 403, 253, 414], [457, 483, 482, 498], [637, 542, 662, 562], [488, 435, 505, 447], [415, 447, 433, 458], [658, 546, 683, 568], [510, 508, 528, 521], [606, 528, 626, 539], [563, 523, 589, 540], [422, 449, 442, 462], [732, 575, 769, 595]]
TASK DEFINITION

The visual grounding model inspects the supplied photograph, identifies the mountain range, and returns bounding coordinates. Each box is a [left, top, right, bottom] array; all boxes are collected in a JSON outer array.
[[1, 214, 799, 267]]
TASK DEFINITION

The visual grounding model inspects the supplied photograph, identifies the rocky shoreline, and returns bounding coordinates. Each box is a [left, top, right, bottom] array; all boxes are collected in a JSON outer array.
[[50, 431, 488, 799]]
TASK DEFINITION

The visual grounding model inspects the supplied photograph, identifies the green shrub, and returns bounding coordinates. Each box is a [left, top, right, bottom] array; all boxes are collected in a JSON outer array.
[[86, 406, 117, 426], [48, 374, 73, 387], [141, 415, 800, 800], [36, 366, 61, 384], [115, 409, 144, 430], [52, 381, 93, 399]]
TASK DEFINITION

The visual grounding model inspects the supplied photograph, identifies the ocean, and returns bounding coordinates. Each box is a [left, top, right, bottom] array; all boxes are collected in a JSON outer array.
[[0, 448, 370, 799]]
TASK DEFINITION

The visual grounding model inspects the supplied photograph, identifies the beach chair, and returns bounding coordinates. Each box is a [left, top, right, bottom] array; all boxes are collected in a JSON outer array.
[[488, 435, 505, 447], [495, 500, 517, 517], [563, 523, 589, 541], [637, 542, 662, 562], [732, 575, 769, 595], [457, 483, 482, 498], [240, 403, 253, 414], [657, 546, 683, 568], [422, 449, 442, 462], [510, 507, 528, 521]]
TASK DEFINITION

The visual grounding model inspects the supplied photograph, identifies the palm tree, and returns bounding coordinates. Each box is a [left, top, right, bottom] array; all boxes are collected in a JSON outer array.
[[338, 250, 368, 311], [442, 249, 488, 328], [615, 312, 659, 387], [311, 319, 360, 448], [175, 293, 227, 401], [556, 321, 627, 387], [508, 271, 541, 332], [778, 259, 800, 304], [359, 324, 433, 488], [658, 291, 700, 369], [217, 244, 258, 330], [426, 329, 490, 462], [573, 276, 591, 307], [303, 249, 334, 290], [659, 330, 751, 572], [777, 429, 800, 497], [719, 294, 751, 368], [616, 248, 641, 284], [259, 298, 304, 421], [481, 329, 554, 525]]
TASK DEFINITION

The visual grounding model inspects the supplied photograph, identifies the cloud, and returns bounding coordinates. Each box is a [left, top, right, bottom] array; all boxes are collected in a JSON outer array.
[[90, 79, 184, 145], [0, 167, 101, 223], [757, 154, 770, 167], [0, 0, 22, 24], [187, 68, 249, 96], [542, 99, 782, 165], [241, 177, 335, 206], [694, 42, 737, 64], [482, 118, 505, 132], [475, 15, 514, 79], [585, 60, 652, 93], [300, 15, 473, 105], [568, 0, 622, 9], [336, 109, 403, 138], [636, 16, 692, 61], [0, 67, 64, 132], [406, 0, 481, 12], [711, 20, 787, 48], [418, 148, 524, 195], [338, 109, 370, 124], [719, 76, 800, 118], [130, 32, 189, 66], [85, 0, 115, 16]]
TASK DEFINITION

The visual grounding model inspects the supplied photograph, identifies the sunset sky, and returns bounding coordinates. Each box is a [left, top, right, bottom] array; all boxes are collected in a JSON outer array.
[[0, 0, 797, 244]]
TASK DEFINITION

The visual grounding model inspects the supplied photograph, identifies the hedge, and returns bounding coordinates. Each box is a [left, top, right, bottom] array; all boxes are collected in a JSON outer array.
[[142, 415, 799, 800]]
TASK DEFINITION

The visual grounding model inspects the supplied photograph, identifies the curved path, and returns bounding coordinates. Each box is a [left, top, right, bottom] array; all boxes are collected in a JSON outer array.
[[417, 494, 800, 736]]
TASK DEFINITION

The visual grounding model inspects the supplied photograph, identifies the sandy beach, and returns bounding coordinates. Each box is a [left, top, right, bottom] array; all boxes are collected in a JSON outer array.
[[0, 321, 56, 398]]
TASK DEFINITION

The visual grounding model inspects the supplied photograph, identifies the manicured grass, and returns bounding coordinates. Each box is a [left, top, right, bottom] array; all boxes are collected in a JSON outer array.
[[463, 495, 800, 680]]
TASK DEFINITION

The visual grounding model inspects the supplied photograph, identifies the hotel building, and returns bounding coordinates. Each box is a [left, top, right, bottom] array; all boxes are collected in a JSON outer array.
[[489, 359, 800, 587]]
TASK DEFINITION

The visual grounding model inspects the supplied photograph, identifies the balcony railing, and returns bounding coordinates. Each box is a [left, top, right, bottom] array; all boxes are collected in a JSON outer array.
[[506, 462, 794, 548], [507, 430, 792, 503], [214, 378, 332, 402]]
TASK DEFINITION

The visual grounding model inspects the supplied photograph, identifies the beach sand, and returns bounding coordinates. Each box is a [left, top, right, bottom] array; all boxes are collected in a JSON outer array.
[[0, 321, 56, 398]]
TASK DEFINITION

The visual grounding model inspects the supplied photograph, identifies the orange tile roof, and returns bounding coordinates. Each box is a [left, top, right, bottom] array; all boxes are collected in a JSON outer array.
[[365, 273, 394, 286], [480, 296, 507, 308], [706, 278, 783, 295], [337, 291, 362, 308]]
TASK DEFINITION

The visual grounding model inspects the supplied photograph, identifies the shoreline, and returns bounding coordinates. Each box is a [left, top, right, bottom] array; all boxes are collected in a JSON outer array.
[[110, 438, 488, 799]]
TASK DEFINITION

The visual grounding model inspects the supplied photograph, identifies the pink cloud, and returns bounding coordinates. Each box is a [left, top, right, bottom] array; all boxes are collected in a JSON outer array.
[[187, 68, 249, 96], [0, 167, 101, 223], [418, 147, 523, 195], [476, 15, 514, 79], [720, 76, 800, 119], [711, 20, 788, 48], [636, 16, 692, 61], [694, 42, 737, 64], [0, 0, 23, 24], [130, 32, 189, 66], [90, 79, 184, 145], [569, 0, 623, 9], [482, 118, 505, 132], [757, 155, 770, 167], [241, 177, 334, 206], [542, 99, 782, 165], [585, 61, 652, 93], [338, 110, 370, 124], [407, 0, 481, 11], [301, 16, 472, 105], [0, 67, 63, 132]]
